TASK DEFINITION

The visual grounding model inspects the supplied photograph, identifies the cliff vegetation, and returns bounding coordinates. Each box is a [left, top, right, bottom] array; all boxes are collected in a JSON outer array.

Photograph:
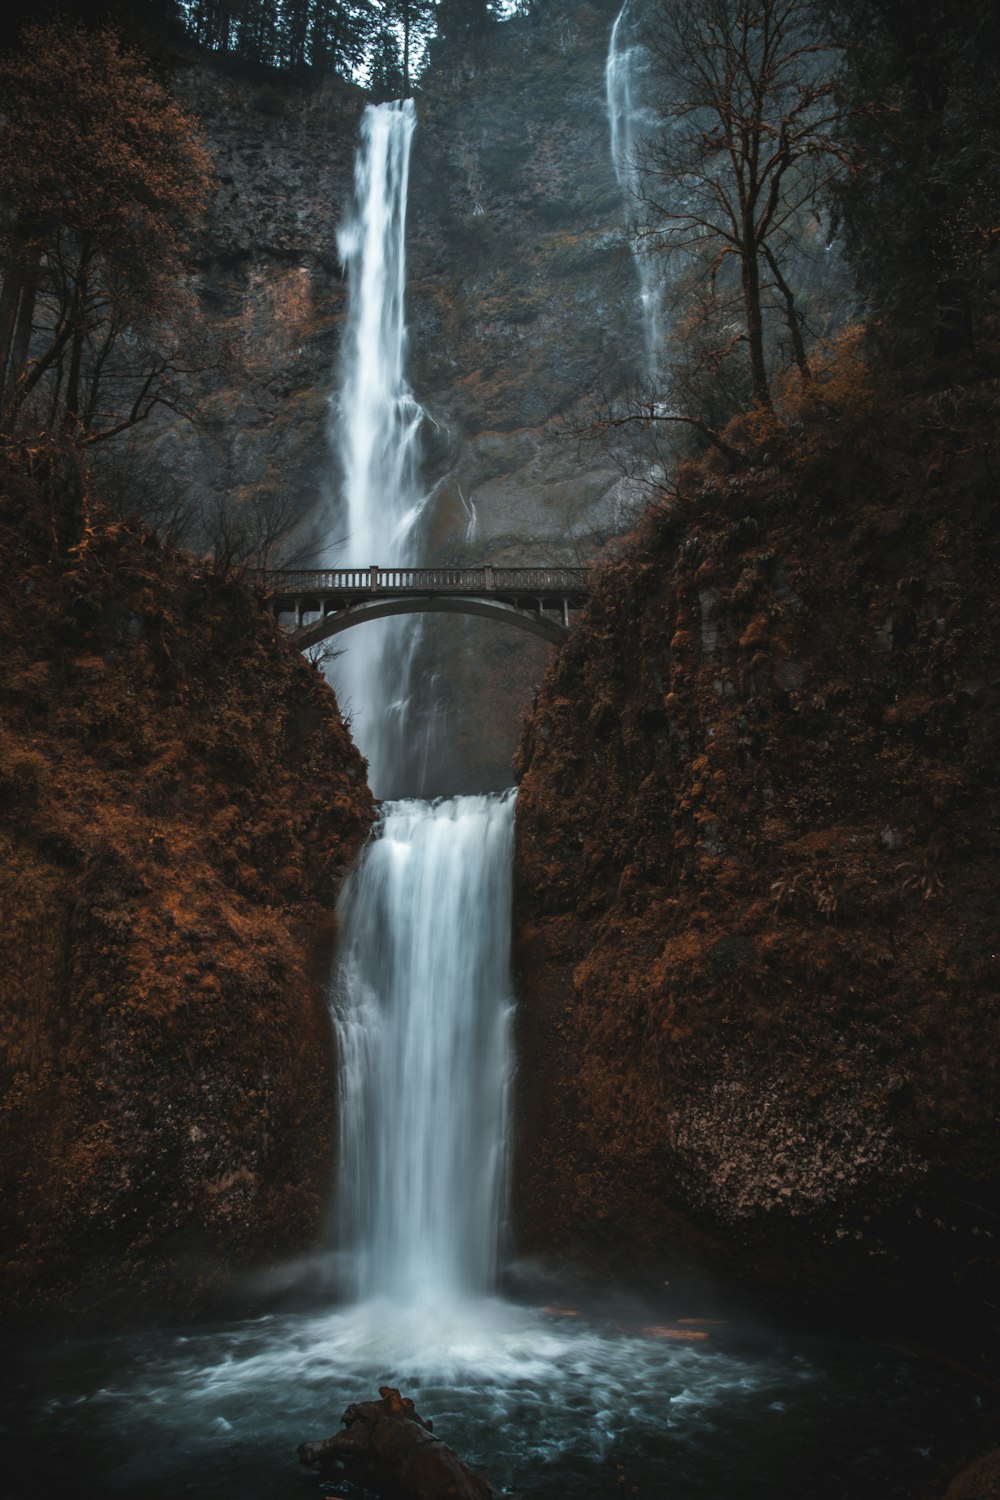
[[513, 342, 1000, 1360], [0, 440, 373, 1322], [512, 0, 1000, 1372]]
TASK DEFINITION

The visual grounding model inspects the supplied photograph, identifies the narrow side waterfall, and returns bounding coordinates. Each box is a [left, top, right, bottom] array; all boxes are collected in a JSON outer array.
[[606, 0, 663, 376], [326, 98, 429, 796], [332, 793, 516, 1306]]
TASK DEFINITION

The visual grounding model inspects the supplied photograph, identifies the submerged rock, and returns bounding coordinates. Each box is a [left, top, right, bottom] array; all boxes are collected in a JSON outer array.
[[945, 1450, 1000, 1499]]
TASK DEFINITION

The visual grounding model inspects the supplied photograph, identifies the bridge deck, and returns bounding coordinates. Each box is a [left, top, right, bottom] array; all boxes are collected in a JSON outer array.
[[264, 565, 591, 645], [265, 565, 590, 604]]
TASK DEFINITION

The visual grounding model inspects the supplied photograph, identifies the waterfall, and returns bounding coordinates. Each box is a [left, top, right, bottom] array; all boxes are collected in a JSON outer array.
[[332, 793, 515, 1305], [327, 101, 515, 1320], [325, 98, 429, 797], [606, 0, 663, 376]]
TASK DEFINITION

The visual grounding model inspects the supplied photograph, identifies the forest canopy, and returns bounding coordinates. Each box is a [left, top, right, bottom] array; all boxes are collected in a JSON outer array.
[[0, 0, 520, 89], [178, 0, 514, 87]]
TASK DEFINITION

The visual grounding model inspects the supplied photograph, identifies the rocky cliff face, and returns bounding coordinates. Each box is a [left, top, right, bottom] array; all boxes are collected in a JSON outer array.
[[408, 1, 640, 546], [0, 443, 373, 1323], [142, 62, 361, 561], [142, 4, 645, 793], [512, 352, 1000, 1356], [404, 0, 647, 789]]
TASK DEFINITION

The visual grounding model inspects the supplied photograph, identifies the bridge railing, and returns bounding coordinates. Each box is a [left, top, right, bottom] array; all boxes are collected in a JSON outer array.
[[264, 565, 591, 596]]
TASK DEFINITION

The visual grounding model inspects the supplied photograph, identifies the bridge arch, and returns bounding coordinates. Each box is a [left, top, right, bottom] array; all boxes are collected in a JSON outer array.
[[292, 593, 569, 645], [265, 566, 590, 649]]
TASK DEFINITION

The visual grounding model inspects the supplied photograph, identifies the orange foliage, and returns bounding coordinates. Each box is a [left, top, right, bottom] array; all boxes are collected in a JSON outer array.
[[512, 355, 1000, 1338], [0, 21, 214, 439], [0, 444, 374, 1321]]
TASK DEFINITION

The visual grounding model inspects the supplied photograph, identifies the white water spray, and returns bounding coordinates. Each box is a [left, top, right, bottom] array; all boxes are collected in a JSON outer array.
[[333, 793, 515, 1305], [606, 0, 663, 374], [326, 98, 428, 795]]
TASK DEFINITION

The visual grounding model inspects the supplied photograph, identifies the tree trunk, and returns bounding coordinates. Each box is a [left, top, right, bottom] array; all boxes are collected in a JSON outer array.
[[0, 270, 21, 407], [64, 322, 84, 431], [741, 237, 771, 409], [403, 2, 412, 96], [762, 242, 810, 379], [3, 239, 42, 409]]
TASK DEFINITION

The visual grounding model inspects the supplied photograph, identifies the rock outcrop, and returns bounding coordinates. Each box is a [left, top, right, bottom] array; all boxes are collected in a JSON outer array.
[[512, 351, 1000, 1361], [0, 441, 374, 1322]]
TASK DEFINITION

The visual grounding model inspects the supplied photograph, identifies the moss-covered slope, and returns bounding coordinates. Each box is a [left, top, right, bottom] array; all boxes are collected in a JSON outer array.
[[513, 356, 1000, 1352], [0, 443, 374, 1322]]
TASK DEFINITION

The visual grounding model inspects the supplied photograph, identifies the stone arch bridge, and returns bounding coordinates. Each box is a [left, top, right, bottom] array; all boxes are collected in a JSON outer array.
[[265, 565, 591, 646]]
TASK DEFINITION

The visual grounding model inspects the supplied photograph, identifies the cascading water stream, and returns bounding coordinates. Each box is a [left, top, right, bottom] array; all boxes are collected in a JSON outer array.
[[606, 0, 663, 376], [327, 100, 514, 1317], [325, 97, 430, 797], [332, 793, 515, 1306]]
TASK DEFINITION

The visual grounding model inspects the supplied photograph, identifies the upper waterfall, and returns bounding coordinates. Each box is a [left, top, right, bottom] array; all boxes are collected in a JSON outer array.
[[334, 99, 425, 567], [325, 99, 430, 797]]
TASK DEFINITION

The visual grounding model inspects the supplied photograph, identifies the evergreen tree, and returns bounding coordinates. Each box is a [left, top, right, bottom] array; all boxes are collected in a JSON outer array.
[[307, 0, 378, 77], [374, 0, 434, 94], [429, 0, 498, 60], [367, 22, 405, 98], [180, 0, 378, 77]]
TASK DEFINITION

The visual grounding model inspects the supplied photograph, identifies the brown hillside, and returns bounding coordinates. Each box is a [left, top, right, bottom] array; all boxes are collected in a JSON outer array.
[[0, 441, 374, 1323], [513, 350, 1000, 1358]]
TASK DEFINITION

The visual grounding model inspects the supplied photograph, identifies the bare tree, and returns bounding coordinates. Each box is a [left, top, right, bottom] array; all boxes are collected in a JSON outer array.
[[203, 483, 332, 578], [0, 21, 213, 442], [637, 0, 843, 409]]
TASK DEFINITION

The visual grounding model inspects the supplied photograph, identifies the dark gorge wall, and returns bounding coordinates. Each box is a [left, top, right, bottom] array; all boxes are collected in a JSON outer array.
[[512, 362, 1000, 1352], [0, 446, 373, 1322], [143, 63, 361, 560]]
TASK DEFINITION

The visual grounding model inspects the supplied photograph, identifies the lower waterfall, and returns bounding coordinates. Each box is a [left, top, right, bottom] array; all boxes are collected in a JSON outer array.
[[332, 793, 515, 1305], [2, 755, 982, 1500]]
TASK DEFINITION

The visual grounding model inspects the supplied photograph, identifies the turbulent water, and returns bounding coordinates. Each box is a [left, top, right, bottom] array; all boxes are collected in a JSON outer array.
[[4, 1296, 988, 1499], [324, 98, 430, 797], [331, 793, 515, 1304], [606, 0, 664, 376]]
